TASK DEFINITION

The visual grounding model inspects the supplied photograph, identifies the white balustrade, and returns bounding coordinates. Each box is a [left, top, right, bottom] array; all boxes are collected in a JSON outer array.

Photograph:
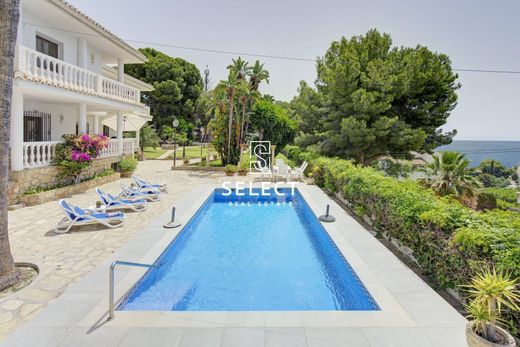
[[16, 45, 141, 105], [122, 138, 136, 155], [23, 141, 61, 168], [99, 140, 121, 158], [22, 138, 138, 168]]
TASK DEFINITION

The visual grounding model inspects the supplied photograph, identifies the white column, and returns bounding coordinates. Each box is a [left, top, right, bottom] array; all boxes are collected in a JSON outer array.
[[93, 114, 99, 134], [117, 111, 124, 155], [117, 58, 124, 82], [78, 103, 87, 134], [78, 38, 88, 68], [10, 91, 24, 171]]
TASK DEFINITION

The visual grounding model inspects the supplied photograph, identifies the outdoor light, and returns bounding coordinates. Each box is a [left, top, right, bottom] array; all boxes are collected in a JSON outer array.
[[172, 118, 179, 167]]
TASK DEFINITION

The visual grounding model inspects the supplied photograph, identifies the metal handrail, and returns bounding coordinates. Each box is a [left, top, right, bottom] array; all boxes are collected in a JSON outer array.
[[108, 260, 155, 320]]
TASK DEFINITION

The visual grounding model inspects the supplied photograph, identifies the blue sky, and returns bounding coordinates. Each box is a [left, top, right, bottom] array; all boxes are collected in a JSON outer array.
[[68, 0, 520, 141]]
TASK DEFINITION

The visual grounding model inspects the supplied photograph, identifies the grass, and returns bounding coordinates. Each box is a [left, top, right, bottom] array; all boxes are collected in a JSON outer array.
[[169, 145, 217, 159], [190, 159, 223, 167], [143, 147, 167, 159]]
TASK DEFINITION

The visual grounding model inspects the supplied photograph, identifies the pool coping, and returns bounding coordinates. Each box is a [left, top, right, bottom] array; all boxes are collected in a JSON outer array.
[[2, 181, 468, 347], [74, 183, 430, 328]]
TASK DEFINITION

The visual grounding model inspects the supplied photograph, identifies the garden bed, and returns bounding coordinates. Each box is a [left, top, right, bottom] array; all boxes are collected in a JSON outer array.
[[20, 173, 120, 206]]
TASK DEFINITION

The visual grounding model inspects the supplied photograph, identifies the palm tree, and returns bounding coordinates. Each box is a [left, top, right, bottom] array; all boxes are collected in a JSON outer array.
[[235, 79, 251, 145], [420, 151, 480, 198], [249, 60, 269, 91], [214, 72, 238, 162], [139, 124, 161, 151], [227, 57, 251, 80], [0, 0, 21, 290]]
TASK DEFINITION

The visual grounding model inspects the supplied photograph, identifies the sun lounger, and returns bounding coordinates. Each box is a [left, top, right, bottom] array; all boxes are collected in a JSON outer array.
[[120, 184, 161, 202], [55, 199, 125, 234], [96, 188, 147, 212], [132, 175, 167, 193]]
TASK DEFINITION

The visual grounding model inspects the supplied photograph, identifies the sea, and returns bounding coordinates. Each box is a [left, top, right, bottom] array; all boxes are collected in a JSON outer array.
[[436, 141, 520, 168]]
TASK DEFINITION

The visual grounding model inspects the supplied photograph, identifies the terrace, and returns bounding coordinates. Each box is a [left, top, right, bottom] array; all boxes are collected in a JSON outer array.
[[0, 160, 467, 347]]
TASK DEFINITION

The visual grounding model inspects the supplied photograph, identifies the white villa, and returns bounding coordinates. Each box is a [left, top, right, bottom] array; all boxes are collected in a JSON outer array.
[[8, 0, 153, 204]]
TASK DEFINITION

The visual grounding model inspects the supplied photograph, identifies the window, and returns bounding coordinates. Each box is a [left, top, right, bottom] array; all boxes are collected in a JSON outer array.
[[24, 111, 51, 142], [103, 125, 111, 137], [36, 35, 58, 58]]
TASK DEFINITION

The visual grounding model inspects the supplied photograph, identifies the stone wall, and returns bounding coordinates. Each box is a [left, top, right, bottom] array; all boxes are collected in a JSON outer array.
[[19, 173, 120, 206], [8, 156, 120, 205]]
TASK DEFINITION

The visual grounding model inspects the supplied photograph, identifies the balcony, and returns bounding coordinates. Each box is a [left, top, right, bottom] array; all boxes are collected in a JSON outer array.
[[22, 138, 137, 169], [15, 45, 142, 105]]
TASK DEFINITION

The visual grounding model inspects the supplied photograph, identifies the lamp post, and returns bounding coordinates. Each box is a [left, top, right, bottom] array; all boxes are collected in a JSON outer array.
[[172, 118, 179, 167], [200, 127, 205, 157]]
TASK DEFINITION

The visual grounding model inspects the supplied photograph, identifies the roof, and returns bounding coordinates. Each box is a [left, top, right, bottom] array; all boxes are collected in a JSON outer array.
[[46, 0, 147, 63]]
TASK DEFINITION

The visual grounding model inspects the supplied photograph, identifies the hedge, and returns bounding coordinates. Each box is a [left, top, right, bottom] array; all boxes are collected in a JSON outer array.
[[311, 157, 520, 334]]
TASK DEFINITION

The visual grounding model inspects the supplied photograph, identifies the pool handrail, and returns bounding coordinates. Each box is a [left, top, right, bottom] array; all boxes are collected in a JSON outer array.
[[108, 260, 156, 320]]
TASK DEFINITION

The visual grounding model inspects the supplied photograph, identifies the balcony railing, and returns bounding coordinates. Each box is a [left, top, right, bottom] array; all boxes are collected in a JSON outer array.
[[22, 139, 136, 169], [15, 45, 141, 105]]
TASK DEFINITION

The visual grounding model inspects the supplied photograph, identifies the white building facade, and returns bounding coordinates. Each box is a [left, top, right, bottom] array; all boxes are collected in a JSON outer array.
[[8, 0, 153, 204], [11, 0, 153, 171]]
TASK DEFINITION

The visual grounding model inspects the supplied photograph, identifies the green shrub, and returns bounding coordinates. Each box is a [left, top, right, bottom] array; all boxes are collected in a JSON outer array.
[[225, 164, 237, 173], [476, 192, 497, 210], [312, 157, 520, 335], [482, 187, 519, 204], [118, 158, 138, 172]]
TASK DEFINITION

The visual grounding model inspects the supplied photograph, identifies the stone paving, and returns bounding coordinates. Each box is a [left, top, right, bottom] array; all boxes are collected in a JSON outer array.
[[0, 160, 245, 341]]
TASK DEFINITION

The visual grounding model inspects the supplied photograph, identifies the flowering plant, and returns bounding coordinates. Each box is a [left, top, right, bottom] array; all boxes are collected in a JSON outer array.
[[56, 134, 110, 183]]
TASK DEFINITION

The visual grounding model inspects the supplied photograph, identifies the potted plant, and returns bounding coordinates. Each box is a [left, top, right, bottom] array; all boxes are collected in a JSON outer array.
[[463, 268, 519, 347], [95, 200, 105, 212], [238, 157, 249, 176], [225, 164, 237, 176], [118, 157, 138, 178]]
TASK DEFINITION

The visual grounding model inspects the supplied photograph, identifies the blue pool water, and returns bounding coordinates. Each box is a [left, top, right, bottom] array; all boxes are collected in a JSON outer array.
[[119, 188, 379, 311]]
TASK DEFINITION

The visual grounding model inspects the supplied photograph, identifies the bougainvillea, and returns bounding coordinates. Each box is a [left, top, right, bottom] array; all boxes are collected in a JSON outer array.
[[55, 134, 109, 183]]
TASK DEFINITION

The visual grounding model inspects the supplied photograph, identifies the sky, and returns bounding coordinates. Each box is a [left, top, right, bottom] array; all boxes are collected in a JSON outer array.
[[67, 0, 520, 141]]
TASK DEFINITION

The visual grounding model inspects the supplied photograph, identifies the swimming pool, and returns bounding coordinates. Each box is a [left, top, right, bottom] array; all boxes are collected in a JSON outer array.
[[119, 188, 379, 311]]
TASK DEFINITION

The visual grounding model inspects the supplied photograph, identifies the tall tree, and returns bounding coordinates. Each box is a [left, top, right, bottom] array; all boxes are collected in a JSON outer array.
[[214, 72, 238, 162], [125, 48, 203, 129], [227, 57, 251, 80], [0, 0, 20, 290], [291, 29, 460, 165], [249, 60, 269, 91]]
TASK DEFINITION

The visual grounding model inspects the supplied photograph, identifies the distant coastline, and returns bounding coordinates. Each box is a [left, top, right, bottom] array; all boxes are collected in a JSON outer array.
[[436, 140, 520, 168]]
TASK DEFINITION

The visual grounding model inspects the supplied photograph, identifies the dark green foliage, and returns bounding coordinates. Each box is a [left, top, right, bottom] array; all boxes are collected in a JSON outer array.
[[125, 48, 203, 129], [476, 192, 497, 211], [250, 100, 297, 152], [290, 29, 459, 165], [478, 173, 510, 188]]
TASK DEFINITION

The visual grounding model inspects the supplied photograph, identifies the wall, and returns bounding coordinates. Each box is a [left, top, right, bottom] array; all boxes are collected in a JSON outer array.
[[24, 100, 78, 140], [8, 156, 120, 205], [22, 8, 110, 74]]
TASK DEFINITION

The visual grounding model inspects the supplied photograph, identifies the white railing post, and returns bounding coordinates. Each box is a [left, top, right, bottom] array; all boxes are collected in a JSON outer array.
[[16, 45, 142, 105], [22, 141, 62, 169]]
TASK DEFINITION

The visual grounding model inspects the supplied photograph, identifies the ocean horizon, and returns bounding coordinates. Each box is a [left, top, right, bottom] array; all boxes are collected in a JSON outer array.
[[436, 140, 520, 168]]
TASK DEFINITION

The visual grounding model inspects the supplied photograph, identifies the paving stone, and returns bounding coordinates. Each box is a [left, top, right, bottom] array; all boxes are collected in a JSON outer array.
[[0, 300, 24, 311], [2, 161, 246, 339]]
